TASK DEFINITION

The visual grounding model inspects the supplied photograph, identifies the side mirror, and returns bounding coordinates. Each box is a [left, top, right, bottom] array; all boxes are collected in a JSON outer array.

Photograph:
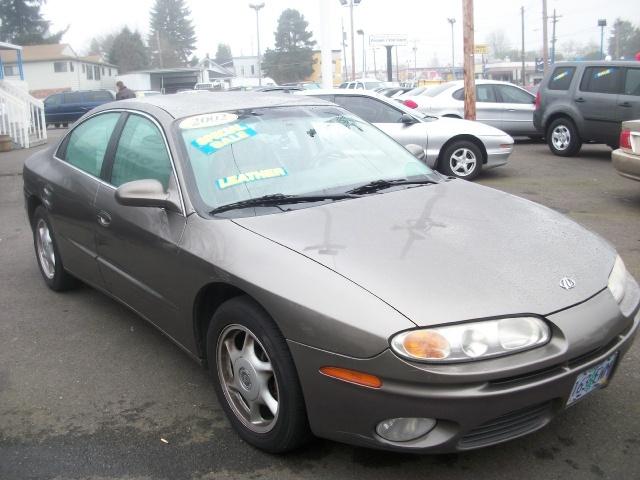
[[400, 113, 416, 125], [115, 179, 180, 212], [405, 143, 426, 160]]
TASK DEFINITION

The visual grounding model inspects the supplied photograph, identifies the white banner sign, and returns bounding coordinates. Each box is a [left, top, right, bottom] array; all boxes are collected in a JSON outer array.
[[369, 34, 408, 47]]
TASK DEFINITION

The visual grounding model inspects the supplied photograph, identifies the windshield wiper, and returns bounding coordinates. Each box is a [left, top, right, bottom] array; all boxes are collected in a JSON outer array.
[[210, 193, 358, 215], [345, 178, 438, 195]]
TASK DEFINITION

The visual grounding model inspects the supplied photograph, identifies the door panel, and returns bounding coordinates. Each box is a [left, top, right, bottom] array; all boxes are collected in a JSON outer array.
[[48, 111, 122, 286], [617, 67, 640, 128], [577, 66, 623, 143], [495, 85, 536, 135], [94, 113, 188, 344]]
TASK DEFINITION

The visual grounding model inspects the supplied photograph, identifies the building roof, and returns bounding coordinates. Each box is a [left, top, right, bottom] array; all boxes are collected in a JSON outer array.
[[0, 44, 116, 66], [94, 91, 332, 119]]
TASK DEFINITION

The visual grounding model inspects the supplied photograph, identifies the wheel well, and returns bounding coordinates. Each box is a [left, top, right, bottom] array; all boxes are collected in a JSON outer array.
[[544, 113, 576, 135], [26, 195, 43, 229], [442, 114, 462, 119], [192, 282, 246, 365], [437, 135, 488, 167]]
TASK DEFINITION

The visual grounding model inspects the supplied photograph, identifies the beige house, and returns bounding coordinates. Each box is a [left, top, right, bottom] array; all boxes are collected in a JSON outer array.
[[0, 44, 118, 98]]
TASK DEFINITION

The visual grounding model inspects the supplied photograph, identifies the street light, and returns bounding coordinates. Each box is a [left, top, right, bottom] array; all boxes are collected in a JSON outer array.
[[339, 0, 362, 81], [447, 18, 456, 80], [357, 29, 366, 77], [598, 19, 607, 60], [249, 2, 265, 86]]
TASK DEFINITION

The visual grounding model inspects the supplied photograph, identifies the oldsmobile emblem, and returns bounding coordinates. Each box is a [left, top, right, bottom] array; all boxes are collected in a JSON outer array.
[[559, 277, 576, 290]]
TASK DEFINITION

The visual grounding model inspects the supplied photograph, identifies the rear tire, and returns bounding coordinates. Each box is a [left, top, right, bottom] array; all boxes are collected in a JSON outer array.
[[207, 296, 311, 453], [439, 140, 483, 180], [547, 118, 581, 156], [32, 206, 77, 291]]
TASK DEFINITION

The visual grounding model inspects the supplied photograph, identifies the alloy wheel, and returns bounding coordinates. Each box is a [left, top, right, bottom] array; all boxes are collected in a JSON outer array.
[[449, 148, 478, 177], [35, 219, 56, 279], [217, 324, 280, 434], [551, 125, 571, 151]]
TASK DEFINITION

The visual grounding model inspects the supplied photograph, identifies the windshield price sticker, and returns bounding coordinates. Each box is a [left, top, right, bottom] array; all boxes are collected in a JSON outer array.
[[216, 167, 288, 190], [180, 113, 238, 130], [554, 71, 569, 81], [191, 123, 257, 154]]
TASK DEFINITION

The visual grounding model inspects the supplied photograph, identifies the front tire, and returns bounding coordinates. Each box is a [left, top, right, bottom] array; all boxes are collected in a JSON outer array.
[[439, 140, 483, 180], [547, 117, 581, 156], [32, 206, 76, 291], [207, 296, 311, 453]]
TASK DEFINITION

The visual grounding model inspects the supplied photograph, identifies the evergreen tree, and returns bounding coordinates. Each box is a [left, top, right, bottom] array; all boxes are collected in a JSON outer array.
[[0, 0, 66, 45], [148, 0, 196, 68], [262, 9, 316, 84], [214, 43, 232, 67], [608, 19, 640, 60], [88, 32, 117, 57], [108, 27, 150, 73]]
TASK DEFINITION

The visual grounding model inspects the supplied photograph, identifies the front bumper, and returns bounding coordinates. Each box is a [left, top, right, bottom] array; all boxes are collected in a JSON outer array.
[[289, 288, 639, 453], [482, 135, 514, 170], [612, 148, 640, 182]]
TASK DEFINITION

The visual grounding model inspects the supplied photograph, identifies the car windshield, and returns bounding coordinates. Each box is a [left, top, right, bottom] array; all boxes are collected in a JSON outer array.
[[365, 82, 383, 89], [179, 105, 436, 213]]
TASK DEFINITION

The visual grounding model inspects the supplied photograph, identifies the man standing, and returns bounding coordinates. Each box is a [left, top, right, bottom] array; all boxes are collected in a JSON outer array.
[[115, 81, 136, 100]]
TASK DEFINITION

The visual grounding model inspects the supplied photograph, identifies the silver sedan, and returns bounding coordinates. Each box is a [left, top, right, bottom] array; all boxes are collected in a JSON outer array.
[[298, 89, 513, 180], [398, 80, 540, 138]]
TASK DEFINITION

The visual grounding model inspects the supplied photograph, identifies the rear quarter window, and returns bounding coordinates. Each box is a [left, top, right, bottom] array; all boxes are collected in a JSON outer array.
[[548, 67, 576, 90]]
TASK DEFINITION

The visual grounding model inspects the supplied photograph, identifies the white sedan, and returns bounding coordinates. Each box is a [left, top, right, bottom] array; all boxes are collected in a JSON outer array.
[[399, 80, 540, 138]]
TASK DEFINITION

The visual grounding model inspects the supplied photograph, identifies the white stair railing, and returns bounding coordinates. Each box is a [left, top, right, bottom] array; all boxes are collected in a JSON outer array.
[[0, 80, 47, 149]]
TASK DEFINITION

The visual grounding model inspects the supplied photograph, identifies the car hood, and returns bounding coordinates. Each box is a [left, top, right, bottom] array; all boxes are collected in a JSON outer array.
[[233, 181, 615, 326], [422, 115, 509, 137]]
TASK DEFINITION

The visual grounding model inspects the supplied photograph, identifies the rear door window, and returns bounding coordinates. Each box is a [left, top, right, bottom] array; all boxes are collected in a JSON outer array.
[[579, 66, 623, 94], [453, 85, 497, 102], [623, 68, 640, 96], [548, 67, 576, 90], [63, 113, 120, 177]]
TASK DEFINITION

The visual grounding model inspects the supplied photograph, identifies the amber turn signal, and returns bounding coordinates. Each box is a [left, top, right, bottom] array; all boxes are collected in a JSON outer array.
[[319, 366, 382, 389]]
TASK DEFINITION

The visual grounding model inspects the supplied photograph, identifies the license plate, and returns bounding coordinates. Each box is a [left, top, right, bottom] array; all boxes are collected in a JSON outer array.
[[567, 352, 618, 406]]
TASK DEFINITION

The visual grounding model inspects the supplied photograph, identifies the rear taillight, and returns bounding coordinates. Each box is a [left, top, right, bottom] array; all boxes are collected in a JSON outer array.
[[534, 91, 541, 110], [403, 99, 418, 109], [619, 129, 631, 149]]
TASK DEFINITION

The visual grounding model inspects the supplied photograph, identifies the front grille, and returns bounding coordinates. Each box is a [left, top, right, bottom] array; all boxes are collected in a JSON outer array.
[[458, 401, 553, 450]]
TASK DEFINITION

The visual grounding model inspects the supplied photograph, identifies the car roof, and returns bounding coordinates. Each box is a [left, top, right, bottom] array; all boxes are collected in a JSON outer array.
[[93, 91, 333, 120], [298, 88, 388, 99], [550, 60, 639, 67]]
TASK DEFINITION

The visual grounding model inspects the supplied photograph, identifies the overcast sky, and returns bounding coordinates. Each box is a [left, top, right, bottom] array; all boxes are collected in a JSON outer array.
[[42, 0, 640, 69]]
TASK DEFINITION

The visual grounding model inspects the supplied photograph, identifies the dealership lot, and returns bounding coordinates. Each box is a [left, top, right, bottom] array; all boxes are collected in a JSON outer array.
[[0, 136, 639, 480]]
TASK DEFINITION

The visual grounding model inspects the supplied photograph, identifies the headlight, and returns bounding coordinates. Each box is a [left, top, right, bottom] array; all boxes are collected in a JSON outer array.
[[390, 317, 550, 363], [607, 255, 628, 304]]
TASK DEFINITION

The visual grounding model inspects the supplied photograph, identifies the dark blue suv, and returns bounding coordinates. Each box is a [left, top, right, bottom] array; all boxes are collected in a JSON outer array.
[[44, 90, 115, 127]]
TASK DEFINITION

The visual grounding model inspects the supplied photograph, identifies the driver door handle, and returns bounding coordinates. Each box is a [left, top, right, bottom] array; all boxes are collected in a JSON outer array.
[[619, 101, 632, 107], [574, 97, 586, 103], [97, 211, 111, 227]]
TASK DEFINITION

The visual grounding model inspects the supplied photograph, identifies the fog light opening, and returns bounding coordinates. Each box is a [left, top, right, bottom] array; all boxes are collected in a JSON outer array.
[[375, 417, 436, 442]]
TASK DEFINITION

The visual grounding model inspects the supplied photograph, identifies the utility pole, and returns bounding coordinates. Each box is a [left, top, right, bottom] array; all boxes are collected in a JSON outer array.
[[447, 18, 456, 80], [542, 0, 549, 76], [372, 47, 377, 79], [413, 43, 418, 82], [550, 10, 560, 64], [341, 19, 348, 82], [395, 46, 399, 81], [249, 3, 265, 86], [357, 29, 366, 76], [463, 0, 476, 120], [521, 6, 525, 86], [349, 0, 356, 80]]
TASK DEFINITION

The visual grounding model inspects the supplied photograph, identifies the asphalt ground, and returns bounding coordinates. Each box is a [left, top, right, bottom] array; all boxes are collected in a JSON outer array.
[[0, 132, 639, 480]]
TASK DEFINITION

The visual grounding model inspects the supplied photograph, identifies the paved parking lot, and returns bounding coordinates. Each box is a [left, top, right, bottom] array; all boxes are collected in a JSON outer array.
[[1, 135, 639, 480]]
